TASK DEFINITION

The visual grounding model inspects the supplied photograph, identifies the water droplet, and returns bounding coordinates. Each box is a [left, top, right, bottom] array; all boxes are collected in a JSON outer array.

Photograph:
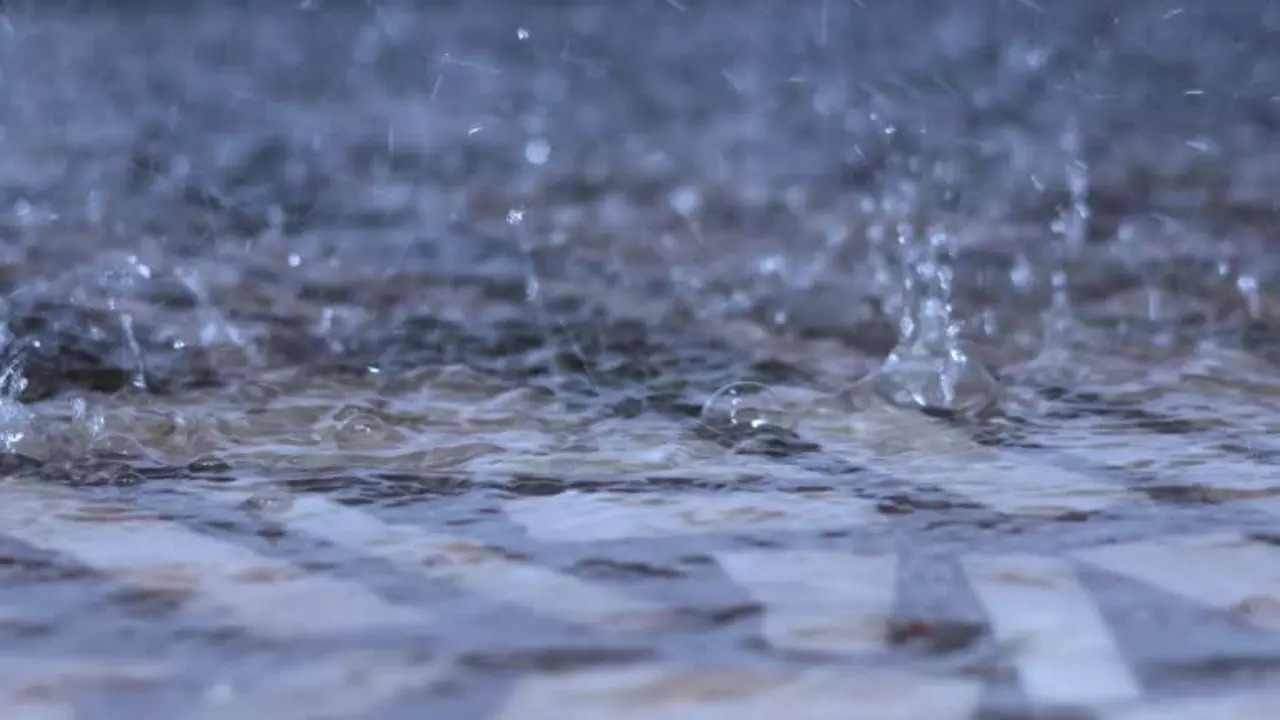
[[700, 382, 793, 436], [756, 254, 785, 277], [86, 189, 105, 224], [668, 186, 701, 216], [516, 27, 530, 40], [1238, 274, 1261, 317], [524, 138, 551, 166]]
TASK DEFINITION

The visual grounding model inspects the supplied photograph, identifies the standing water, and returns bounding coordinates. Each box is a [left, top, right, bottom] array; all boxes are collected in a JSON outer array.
[[2, 1, 1280, 718]]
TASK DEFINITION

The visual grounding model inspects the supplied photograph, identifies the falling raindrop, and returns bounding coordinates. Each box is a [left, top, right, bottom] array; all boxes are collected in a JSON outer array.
[[524, 138, 551, 166]]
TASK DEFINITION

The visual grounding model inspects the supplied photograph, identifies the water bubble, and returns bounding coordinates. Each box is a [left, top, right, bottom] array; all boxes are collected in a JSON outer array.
[[516, 27, 530, 40], [523, 138, 551, 166], [93, 433, 149, 459], [188, 455, 230, 473], [332, 406, 402, 448], [240, 486, 294, 516], [506, 207, 526, 225], [699, 382, 793, 436]]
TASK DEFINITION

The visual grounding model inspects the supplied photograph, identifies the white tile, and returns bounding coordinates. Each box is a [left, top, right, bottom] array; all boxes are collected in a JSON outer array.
[[0, 701, 73, 720], [1051, 429, 1280, 493], [0, 483, 427, 637], [962, 554, 1142, 706], [210, 490, 665, 630], [0, 654, 171, 720], [804, 407, 1126, 515], [1073, 532, 1280, 630], [1102, 686, 1280, 720], [714, 551, 896, 654], [503, 491, 879, 542], [187, 652, 447, 720], [495, 664, 983, 720]]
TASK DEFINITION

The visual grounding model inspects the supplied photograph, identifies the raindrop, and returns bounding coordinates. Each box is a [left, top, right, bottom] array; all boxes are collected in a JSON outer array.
[[669, 186, 701, 217], [1238, 274, 1261, 317], [86, 190, 105, 224], [524, 138, 551, 166]]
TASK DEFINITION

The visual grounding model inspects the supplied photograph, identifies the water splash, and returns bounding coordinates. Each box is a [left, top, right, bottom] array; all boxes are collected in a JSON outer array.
[[1004, 118, 1097, 389], [849, 223, 1000, 415], [1042, 117, 1091, 351], [0, 349, 31, 453]]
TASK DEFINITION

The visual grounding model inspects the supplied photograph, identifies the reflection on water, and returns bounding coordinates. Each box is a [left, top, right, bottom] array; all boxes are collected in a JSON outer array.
[[2, 0, 1280, 717]]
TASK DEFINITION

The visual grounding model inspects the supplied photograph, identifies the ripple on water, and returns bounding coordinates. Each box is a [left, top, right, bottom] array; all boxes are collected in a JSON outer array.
[[2, 2, 1280, 717]]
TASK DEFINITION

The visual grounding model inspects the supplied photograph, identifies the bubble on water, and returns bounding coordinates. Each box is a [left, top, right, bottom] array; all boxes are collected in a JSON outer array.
[[699, 382, 794, 437], [332, 406, 403, 448], [524, 138, 551, 166], [506, 207, 526, 225], [240, 485, 294, 516], [188, 455, 231, 474], [517, 27, 530, 40]]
